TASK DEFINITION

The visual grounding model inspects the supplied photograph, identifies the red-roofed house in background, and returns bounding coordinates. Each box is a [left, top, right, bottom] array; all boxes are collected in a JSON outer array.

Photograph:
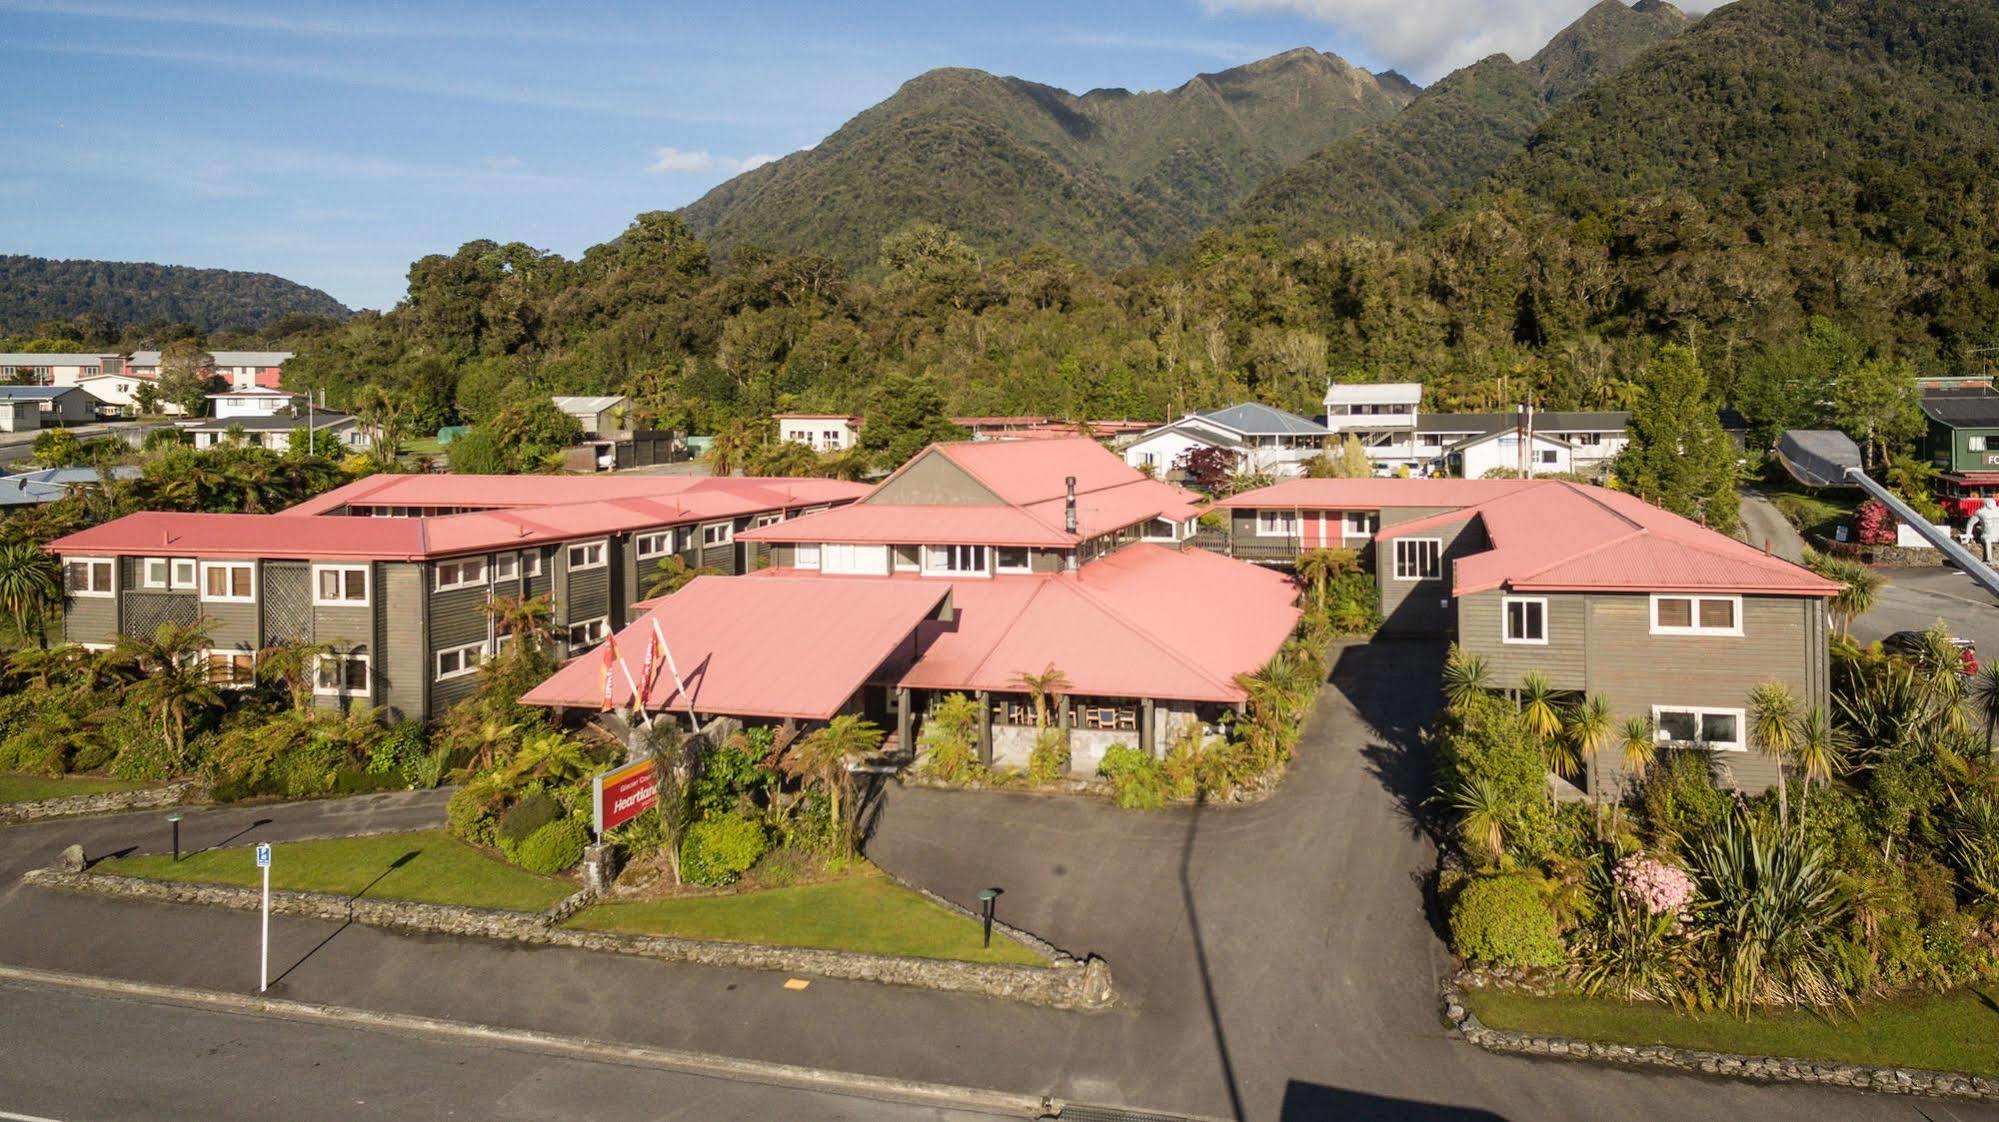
[[45, 474, 870, 722], [523, 438, 1303, 776], [1211, 478, 1840, 797]]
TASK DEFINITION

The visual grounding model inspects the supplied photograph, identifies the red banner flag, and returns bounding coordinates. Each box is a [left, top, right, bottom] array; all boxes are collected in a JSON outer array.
[[640, 630, 660, 701], [599, 635, 618, 712]]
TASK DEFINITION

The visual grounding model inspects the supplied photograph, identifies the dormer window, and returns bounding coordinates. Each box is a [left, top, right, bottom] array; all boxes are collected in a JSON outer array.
[[924, 545, 989, 576]]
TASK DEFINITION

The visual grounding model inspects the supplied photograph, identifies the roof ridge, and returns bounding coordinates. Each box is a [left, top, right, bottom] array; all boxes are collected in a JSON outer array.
[[1062, 555, 1239, 695]]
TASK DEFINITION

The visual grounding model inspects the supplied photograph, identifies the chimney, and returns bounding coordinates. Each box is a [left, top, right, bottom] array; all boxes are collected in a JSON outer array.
[[1064, 476, 1078, 534]]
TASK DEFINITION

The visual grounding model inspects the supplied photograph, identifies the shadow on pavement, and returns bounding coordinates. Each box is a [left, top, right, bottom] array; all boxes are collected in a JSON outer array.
[[1278, 1080, 1508, 1121], [1334, 641, 1445, 845], [269, 849, 418, 990], [192, 817, 274, 857], [1180, 794, 1245, 1122]]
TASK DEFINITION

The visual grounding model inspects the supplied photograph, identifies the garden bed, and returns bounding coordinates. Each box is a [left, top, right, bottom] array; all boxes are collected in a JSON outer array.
[[1462, 986, 1999, 1083], [95, 829, 572, 912]]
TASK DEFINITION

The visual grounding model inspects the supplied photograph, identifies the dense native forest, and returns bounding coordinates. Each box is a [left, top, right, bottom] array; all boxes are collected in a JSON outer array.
[[0, 256, 350, 334]]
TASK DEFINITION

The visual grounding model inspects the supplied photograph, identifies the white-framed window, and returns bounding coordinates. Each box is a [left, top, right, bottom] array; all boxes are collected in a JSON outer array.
[[893, 544, 920, 572], [566, 617, 609, 648], [924, 544, 989, 576], [434, 641, 488, 681], [702, 522, 733, 547], [145, 557, 197, 590], [493, 553, 519, 582], [313, 653, 371, 697], [1141, 518, 1177, 542], [202, 650, 256, 688], [795, 543, 822, 570], [1650, 594, 1742, 637], [171, 558, 197, 589], [565, 540, 607, 571], [635, 530, 675, 560], [1653, 706, 1746, 752], [66, 556, 114, 597], [312, 564, 369, 606], [1973, 436, 1990, 452], [199, 561, 256, 603], [1393, 538, 1442, 581], [1502, 596, 1548, 645], [434, 558, 486, 591], [822, 543, 891, 575], [753, 513, 781, 528], [1256, 510, 1298, 538], [996, 546, 1032, 574], [1344, 512, 1379, 539]]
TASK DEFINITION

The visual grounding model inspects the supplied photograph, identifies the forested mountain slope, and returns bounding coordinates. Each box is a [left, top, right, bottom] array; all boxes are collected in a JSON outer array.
[[679, 49, 1415, 270], [0, 255, 350, 332]]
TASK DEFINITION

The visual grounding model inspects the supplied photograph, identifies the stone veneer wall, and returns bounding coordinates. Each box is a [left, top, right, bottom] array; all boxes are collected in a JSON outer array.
[[0, 780, 207, 825], [1440, 971, 1999, 1102], [26, 869, 1115, 1012]]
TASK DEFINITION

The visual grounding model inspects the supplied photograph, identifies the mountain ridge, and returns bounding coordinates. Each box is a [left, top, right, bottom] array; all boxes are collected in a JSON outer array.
[[0, 255, 351, 333]]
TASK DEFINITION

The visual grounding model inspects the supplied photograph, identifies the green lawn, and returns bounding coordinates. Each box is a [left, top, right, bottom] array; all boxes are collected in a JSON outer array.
[[399, 436, 445, 456], [1764, 489, 1860, 539], [0, 773, 149, 804], [1466, 988, 1999, 1077], [570, 873, 1046, 965], [97, 829, 571, 912]]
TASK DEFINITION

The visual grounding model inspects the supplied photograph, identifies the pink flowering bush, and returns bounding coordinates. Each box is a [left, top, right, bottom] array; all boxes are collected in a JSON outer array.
[[1614, 854, 1695, 922]]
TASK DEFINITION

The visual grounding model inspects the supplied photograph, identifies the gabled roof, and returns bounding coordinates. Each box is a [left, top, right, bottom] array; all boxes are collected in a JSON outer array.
[[280, 473, 867, 517], [551, 395, 627, 414], [520, 577, 953, 720], [1920, 389, 1999, 428], [0, 385, 86, 401], [127, 350, 291, 366], [1212, 478, 1528, 511], [184, 412, 354, 432], [1416, 411, 1630, 436], [1325, 383, 1422, 406], [0, 353, 118, 366], [1127, 426, 1246, 450], [1192, 402, 1329, 437], [1446, 427, 1574, 454]]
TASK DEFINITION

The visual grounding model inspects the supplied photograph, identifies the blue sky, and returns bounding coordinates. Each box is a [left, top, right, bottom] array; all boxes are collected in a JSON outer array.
[[0, 0, 1687, 312]]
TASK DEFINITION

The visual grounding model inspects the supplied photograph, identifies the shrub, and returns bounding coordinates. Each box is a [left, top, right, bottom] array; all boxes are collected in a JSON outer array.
[[497, 791, 563, 848], [1099, 744, 1170, 809], [368, 719, 428, 779], [446, 785, 500, 846], [692, 730, 777, 817], [745, 845, 816, 889], [1638, 751, 1732, 853], [680, 813, 770, 887], [1027, 727, 1070, 785], [407, 747, 450, 790], [514, 818, 588, 875], [1449, 875, 1565, 968], [918, 693, 982, 784]]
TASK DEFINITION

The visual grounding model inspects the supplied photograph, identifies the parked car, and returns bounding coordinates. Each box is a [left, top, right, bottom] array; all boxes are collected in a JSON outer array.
[[1881, 629, 1979, 676]]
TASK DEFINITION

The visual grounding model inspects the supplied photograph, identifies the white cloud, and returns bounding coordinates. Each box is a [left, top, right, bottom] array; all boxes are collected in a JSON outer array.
[[1202, 0, 1712, 81], [647, 148, 781, 175]]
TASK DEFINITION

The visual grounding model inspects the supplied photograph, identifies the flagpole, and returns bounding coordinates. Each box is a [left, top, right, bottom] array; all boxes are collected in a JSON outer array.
[[650, 616, 699, 729], [612, 646, 652, 729]]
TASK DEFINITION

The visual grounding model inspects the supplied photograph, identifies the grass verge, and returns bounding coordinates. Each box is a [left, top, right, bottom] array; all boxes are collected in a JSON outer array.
[[570, 871, 1045, 965], [1465, 988, 1999, 1078], [0, 773, 149, 804], [96, 829, 570, 912]]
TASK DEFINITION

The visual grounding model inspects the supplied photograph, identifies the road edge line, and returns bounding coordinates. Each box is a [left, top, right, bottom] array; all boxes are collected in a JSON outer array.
[[0, 962, 1056, 1119]]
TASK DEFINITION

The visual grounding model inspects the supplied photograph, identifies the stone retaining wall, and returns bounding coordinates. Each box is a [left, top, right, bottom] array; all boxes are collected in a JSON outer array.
[[0, 780, 207, 825], [1810, 535, 1949, 569], [1440, 972, 1997, 1102], [24, 868, 1115, 1012]]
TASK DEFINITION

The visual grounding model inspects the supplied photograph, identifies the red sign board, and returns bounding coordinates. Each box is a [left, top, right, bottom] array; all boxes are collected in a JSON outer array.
[[593, 759, 658, 836]]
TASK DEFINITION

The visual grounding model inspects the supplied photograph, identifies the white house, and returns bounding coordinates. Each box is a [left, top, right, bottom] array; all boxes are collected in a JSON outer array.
[[1324, 383, 1423, 469], [552, 395, 631, 440], [1323, 381, 1628, 477], [0, 353, 125, 387], [209, 386, 305, 420], [777, 413, 861, 452], [0, 385, 94, 426], [1123, 403, 1329, 480], [185, 410, 368, 454], [1447, 427, 1578, 479]]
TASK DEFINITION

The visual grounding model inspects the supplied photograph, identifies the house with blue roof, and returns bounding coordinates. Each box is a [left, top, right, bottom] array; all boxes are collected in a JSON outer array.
[[1121, 402, 1331, 482]]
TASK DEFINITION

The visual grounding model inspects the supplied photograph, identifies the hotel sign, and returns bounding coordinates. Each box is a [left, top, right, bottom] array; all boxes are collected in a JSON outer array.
[[592, 759, 659, 836]]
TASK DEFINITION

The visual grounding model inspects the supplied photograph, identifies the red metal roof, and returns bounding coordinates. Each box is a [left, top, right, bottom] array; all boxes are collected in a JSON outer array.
[[520, 577, 950, 720], [281, 473, 866, 517], [1211, 477, 1528, 511], [44, 511, 432, 561]]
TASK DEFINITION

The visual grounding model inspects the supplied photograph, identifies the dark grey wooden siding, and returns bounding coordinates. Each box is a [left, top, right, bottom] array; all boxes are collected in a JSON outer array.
[[1457, 590, 1588, 690], [1377, 515, 1485, 636], [862, 451, 1001, 505], [377, 563, 426, 722]]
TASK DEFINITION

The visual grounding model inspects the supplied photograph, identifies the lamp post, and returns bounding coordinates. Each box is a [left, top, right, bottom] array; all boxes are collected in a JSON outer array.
[[166, 811, 183, 863], [977, 888, 999, 949]]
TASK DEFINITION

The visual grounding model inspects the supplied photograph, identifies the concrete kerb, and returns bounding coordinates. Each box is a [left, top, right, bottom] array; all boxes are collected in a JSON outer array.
[[23, 866, 1117, 1012], [0, 962, 1057, 1120], [1439, 970, 1999, 1103], [0, 779, 209, 825]]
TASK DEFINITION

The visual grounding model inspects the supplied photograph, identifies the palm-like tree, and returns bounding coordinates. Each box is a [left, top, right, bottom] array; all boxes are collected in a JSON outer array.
[[1619, 717, 1658, 782], [493, 729, 593, 789], [1518, 671, 1562, 741], [705, 418, 763, 476], [483, 593, 555, 653], [1013, 663, 1072, 730], [1294, 548, 1359, 610], [1972, 663, 1999, 753], [1789, 706, 1849, 825], [8, 643, 81, 689], [646, 556, 720, 599], [778, 714, 884, 856], [115, 620, 222, 771], [1826, 557, 1882, 638], [0, 540, 60, 646], [1748, 680, 1801, 829], [1444, 777, 1511, 864], [1441, 646, 1490, 712], [256, 638, 333, 713], [1563, 695, 1615, 786]]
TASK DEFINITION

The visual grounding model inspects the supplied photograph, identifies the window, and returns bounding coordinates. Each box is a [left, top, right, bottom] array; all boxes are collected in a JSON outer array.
[[924, 544, 989, 576], [1650, 594, 1742, 636], [143, 557, 172, 589], [565, 541, 607, 571], [313, 565, 369, 606], [203, 650, 256, 688], [434, 558, 486, 591], [1973, 436, 1990, 452], [493, 552, 538, 582], [172, 559, 197, 589], [434, 641, 488, 680], [795, 543, 822, 570], [313, 653, 370, 697], [66, 557, 114, 597], [996, 546, 1032, 574], [1653, 706, 1745, 752], [702, 522, 733, 547], [636, 530, 675, 560], [1502, 597, 1548, 645], [1141, 518, 1177, 542], [892, 544, 920, 572], [199, 562, 255, 603], [1393, 539, 1442, 581], [566, 617, 609, 648], [1538, 449, 1559, 465], [1256, 510, 1298, 538], [822, 543, 890, 575], [1344, 512, 1379, 539]]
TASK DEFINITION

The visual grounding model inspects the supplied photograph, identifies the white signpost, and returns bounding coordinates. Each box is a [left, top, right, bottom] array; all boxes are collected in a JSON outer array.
[[254, 843, 272, 993]]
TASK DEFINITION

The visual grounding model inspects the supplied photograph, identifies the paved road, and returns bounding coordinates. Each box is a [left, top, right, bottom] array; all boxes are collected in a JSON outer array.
[[0, 977, 997, 1122], [1737, 490, 1808, 564]]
